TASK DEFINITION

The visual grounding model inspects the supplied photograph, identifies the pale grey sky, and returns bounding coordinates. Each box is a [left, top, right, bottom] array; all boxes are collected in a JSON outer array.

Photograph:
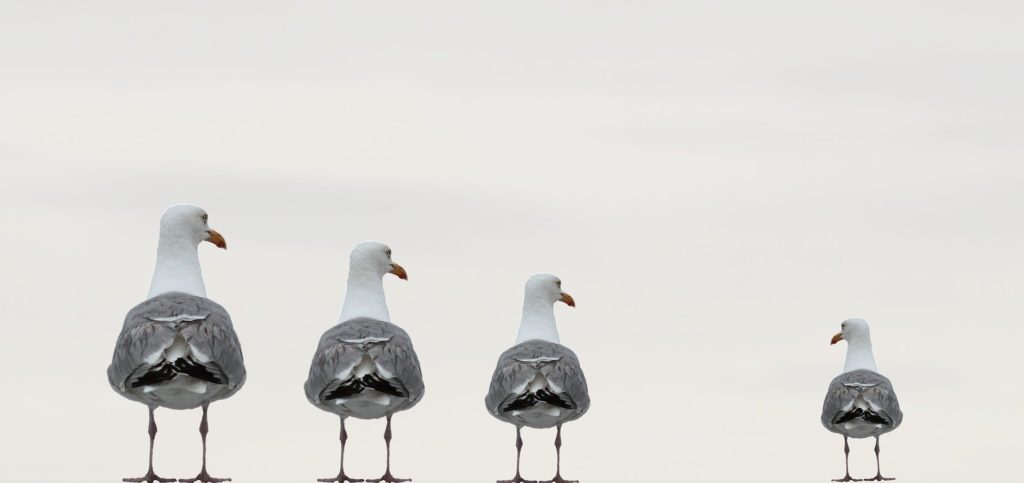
[[1, 2, 1022, 482]]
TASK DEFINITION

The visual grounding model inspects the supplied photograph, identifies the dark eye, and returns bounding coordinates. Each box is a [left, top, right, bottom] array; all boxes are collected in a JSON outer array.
[[201, 214, 208, 223], [386, 249, 392, 257], [556, 280, 561, 287]]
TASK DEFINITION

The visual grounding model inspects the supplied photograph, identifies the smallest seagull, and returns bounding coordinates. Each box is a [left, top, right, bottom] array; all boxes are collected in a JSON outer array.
[[821, 318, 903, 482], [486, 274, 590, 483]]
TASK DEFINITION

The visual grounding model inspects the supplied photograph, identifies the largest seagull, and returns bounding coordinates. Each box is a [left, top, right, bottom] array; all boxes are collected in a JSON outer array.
[[107, 204, 246, 483], [305, 241, 424, 483]]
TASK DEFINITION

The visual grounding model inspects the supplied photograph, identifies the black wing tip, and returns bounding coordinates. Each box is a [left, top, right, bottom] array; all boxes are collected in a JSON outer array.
[[130, 364, 176, 388], [832, 407, 891, 426], [501, 389, 575, 412], [325, 380, 364, 400], [324, 374, 407, 400], [173, 358, 224, 384], [361, 374, 407, 397], [502, 393, 538, 412], [130, 358, 223, 388], [536, 389, 574, 409], [862, 411, 890, 425]]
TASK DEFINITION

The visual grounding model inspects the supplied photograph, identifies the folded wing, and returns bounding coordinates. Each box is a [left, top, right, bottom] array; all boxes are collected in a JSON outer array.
[[107, 292, 246, 407], [305, 317, 424, 413], [821, 369, 902, 435], [486, 340, 590, 426]]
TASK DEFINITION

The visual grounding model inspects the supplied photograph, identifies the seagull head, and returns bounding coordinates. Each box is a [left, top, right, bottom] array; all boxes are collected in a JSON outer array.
[[350, 241, 407, 280], [831, 317, 870, 345], [159, 204, 226, 249], [525, 273, 575, 308]]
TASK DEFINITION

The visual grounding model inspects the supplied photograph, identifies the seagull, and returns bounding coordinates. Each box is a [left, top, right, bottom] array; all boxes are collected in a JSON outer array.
[[821, 318, 903, 482], [107, 204, 246, 483], [305, 241, 424, 483], [486, 274, 590, 483]]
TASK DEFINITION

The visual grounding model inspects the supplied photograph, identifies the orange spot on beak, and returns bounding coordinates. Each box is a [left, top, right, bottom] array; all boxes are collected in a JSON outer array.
[[389, 263, 408, 280], [560, 292, 576, 307], [205, 229, 227, 249]]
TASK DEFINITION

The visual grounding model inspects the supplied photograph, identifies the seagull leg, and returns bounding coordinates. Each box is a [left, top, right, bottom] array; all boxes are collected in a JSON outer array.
[[498, 426, 537, 483], [832, 436, 862, 482], [123, 407, 176, 483], [863, 436, 894, 481], [366, 415, 410, 483], [319, 416, 364, 483], [539, 424, 577, 483], [179, 404, 231, 483]]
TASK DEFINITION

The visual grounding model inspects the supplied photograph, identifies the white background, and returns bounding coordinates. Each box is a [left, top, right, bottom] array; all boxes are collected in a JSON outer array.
[[1, 1, 1021, 482]]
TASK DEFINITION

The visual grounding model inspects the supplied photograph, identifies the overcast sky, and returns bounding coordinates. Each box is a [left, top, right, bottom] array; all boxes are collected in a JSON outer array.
[[1, 2, 1022, 482]]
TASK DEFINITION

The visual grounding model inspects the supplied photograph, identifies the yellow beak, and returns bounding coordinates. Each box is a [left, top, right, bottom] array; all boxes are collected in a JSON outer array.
[[559, 292, 576, 307], [831, 332, 844, 345], [205, 229, 227, 249], [389, 262, 408, 280]]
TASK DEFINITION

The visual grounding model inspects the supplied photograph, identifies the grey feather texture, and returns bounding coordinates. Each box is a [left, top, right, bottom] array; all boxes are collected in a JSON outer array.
[[107, 292, 246, 409], [821, 369, 903, 437], [305, 317, 424, 418], [486, 339, 590, 428]]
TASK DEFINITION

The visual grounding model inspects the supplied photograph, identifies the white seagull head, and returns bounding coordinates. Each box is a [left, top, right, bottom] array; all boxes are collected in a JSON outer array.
[[524, 273, 575, 308], [831, 317, 871, 345], [159, 203, 226, 250], [349, 241, 407, 281]]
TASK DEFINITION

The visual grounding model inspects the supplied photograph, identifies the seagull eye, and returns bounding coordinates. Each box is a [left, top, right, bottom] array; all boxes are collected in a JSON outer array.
[[556, 280, 561, 287], [201, 214, 208, 223], [386, 250, 392, 257]]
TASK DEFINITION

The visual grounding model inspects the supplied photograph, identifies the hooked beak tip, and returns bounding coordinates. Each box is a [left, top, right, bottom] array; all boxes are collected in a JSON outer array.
[[205, 229, 227, 250], [389, 263, 408, 281]]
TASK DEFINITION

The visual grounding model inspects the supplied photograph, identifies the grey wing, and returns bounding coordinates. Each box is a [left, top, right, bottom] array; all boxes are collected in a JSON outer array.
[[542, 348, 590, 416], [179, 299, 247, 394], [485, 341, 590, 418], [107, 304, 178, 394], [486, 353, 533, 415], [304, 319, 424, 405], [821, 369, 902, 429], [862, 379, 902, 428], [821, 378, 853, 429], [304, 327, 365, 404], [372, 326, 425, 403]]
